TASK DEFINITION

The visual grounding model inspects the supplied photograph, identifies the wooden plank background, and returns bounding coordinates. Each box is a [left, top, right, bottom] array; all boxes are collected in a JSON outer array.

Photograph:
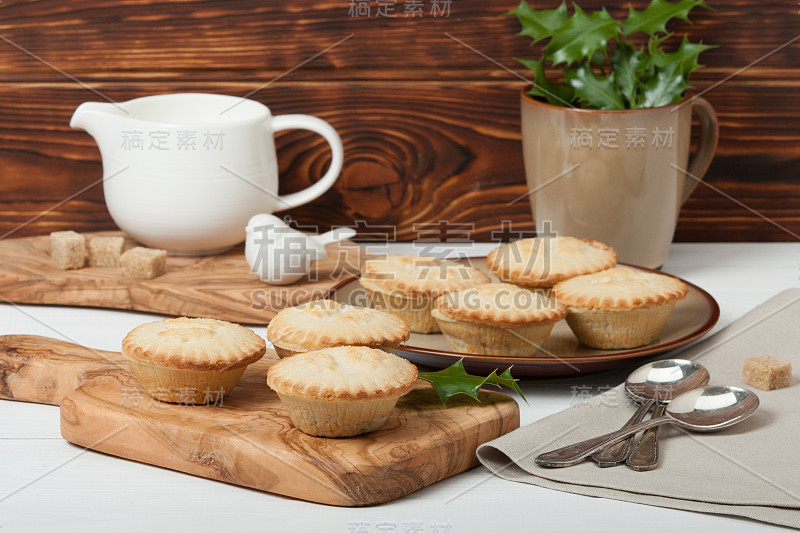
[[0, 0, 798, 242]]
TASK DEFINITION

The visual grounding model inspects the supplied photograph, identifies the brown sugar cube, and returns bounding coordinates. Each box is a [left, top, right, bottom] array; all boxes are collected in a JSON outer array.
[[50, 231, 86, 270], [743, 355, 792, 391], [120, 247, 167, 279], [88, 236, 125, 267]]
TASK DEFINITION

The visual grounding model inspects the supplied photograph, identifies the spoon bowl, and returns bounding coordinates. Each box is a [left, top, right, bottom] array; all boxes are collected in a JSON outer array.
[[626, 359, 711, 403], [666, 386, 759, 431]]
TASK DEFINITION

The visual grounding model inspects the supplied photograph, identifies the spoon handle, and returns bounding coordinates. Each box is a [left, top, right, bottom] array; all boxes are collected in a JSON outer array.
[[627, 402, 667, 471], [592, 399, 654, 467], [313, 227, 357, 247], [535, 415, 670, 468]]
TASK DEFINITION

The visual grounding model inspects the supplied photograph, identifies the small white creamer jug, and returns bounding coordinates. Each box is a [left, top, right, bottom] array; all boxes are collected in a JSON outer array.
[[71, 93, 344, 255]]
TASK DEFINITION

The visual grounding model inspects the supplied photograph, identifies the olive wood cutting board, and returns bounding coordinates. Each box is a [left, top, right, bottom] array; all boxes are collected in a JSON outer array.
[[0, 335, 520, 506], [0, 231, 362, 324]]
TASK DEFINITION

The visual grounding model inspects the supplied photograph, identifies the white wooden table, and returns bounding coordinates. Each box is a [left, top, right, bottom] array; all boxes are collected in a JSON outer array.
[[1, 242, 798, 533]]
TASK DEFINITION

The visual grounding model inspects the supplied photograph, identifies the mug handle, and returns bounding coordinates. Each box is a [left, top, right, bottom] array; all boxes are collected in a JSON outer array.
[[680, 96, 719, 204], [271, 114, 344, 209]]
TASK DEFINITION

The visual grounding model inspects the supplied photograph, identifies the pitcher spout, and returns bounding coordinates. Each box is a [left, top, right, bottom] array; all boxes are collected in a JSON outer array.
[[70, 101, 128, 138]]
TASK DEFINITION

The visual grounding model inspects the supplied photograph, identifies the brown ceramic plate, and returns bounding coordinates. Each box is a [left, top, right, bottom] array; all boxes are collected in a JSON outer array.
[[330, 259, 720, 377]]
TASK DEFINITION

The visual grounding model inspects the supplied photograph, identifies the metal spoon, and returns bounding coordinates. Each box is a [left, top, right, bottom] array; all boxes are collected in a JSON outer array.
[[627, 402, 667, 471], [535, 386, 759, 468], [593, 359, 710, 468], [626, 360, 711, 471]]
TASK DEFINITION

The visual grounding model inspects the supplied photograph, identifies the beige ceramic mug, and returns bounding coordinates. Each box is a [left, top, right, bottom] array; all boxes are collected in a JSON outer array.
[[520, 92, 718, 268]]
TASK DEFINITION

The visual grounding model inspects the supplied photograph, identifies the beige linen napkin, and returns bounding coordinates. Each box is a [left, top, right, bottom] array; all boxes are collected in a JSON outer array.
[[477, 288, 800, 529]]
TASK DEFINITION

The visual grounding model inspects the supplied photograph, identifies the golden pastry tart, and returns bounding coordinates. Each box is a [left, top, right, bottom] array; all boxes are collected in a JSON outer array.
[[486, 236, 616, 288], [267, 299, 410, 358], [431, 283, 566, 356], [266, 346, 418, 437], [359, 254, 491, 333], [553, 267, 688, 349], [122, 317, 266, 404]]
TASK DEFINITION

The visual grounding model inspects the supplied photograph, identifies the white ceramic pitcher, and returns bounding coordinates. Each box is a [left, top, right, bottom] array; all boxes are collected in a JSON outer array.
[[71, 93, 343, 255]]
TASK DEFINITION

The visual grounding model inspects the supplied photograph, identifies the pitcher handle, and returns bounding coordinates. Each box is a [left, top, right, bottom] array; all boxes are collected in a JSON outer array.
[[271, 114, 344, 209], [680, 96, 719, 204]]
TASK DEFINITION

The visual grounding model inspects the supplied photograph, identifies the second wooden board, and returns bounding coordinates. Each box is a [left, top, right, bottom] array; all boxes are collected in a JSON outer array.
[[0, 231, 362, 324]]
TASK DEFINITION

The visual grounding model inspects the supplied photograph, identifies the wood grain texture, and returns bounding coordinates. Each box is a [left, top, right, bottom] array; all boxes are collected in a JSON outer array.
[[0, 335, 126, 404], [0, 231, 363, 324], [0, 335, 520, 506], [0, 1, 798, 242], [0, 1, 796, 72]]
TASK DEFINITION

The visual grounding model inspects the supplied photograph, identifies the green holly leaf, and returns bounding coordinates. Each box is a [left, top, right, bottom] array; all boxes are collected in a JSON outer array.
[[647, 32, 673, 56], [507, 1, 714, 110], [545, 5, 621, 67], [506, 1, 568, 43], [611, 43, 645, 107], [639, 60, 688, 107], [565, 64, 625, 109], [622, 0, 709, 37], [418, 359, 528, 405], [490, 367, 527, 404], [517, 58, 575, 107], [590, 49, 607, 68], [653, 36, 715, 78]]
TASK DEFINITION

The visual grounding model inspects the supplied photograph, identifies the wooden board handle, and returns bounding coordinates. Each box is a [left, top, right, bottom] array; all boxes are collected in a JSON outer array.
[[0, 335, 127, 405]]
